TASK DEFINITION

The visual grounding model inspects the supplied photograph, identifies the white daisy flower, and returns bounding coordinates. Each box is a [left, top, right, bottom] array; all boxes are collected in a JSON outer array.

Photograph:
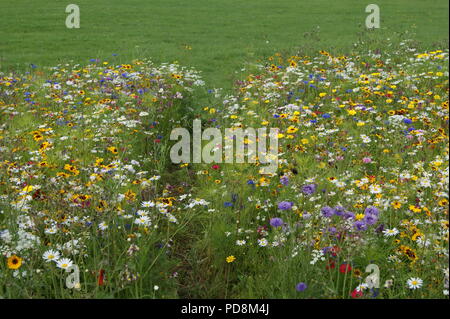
[[383, 228, 399, 237], [236, 240, 246, 246], [258, 238, 268, 247], [56, 258, 73, 270], [45, 226, 58, 234], [369, 184, 382, 194], [141, 201, 155, 208], [43, 249, 60, 263], [98, 222, 108, 231], [407, 277, 423, 289], [134, 215, 151, 226]]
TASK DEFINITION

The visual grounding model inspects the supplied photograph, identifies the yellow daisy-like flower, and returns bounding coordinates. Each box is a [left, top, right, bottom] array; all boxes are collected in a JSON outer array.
[[286, 126, 298, 134], [7, 255, 22, 270], [22, 185, 34, 193], [391, 201, 402, 209], [107, 146, 118, 155], [124, 190, 137, 201], [438, 198, 448, 207], [226, 255, 236, 263]]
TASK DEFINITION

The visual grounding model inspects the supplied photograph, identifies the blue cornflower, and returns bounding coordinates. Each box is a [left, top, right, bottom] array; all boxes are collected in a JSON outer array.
[[296, 282, 308, 292], [353, 221, 367, 231], [363, 214, 378, 225], [333, 206, 346, 217], [270, 217, 284, 228], [321, 206, 334, 218], [343, 211, 355, 220], [280, 176, 289, 186], [302, 184, 317, 195], [364, 206, 379, 216], [278, 201, 293, 210], [403, 118, 413, 124]]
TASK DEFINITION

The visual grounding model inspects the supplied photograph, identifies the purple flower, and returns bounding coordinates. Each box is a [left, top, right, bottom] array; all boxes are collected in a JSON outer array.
[[333, 206, 346, 217], [278, 201, 293, 210], [321, 206, 334, 218], [353, 221, 367, 231], [364, 206, 379, 216], [280, 176, 289, 186], [376, 223, 385, 233], [363, 214, 378, 225], [296, 282, 308, 292], [302, 184, 317, 195], [270, 217, 284, 228], [327, 227, 337, 234], [343, 211, 355, 220]]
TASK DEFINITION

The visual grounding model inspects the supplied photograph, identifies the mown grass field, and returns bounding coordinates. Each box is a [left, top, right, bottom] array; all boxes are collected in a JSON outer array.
[[0, 0, 449, 299], [0, 0, 448, 88]]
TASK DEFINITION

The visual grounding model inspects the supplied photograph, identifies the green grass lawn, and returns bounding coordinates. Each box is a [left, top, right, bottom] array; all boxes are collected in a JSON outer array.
[[0, 0, 448, 88]]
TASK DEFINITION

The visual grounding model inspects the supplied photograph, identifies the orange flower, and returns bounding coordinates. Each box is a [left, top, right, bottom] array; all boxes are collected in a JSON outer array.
[[7, 255, 22, 270]]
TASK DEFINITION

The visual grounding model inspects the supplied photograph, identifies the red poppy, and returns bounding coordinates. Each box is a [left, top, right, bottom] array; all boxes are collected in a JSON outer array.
[[211, 164, 220, 170], [98, 269, 105, 286], [351, 288, 363, 298], [339, 263, 352, 274]]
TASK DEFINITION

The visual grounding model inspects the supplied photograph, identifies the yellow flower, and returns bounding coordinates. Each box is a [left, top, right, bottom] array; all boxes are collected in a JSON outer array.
[[107, 146, 118, 155], [438, 198, 448, 207], [286, 126, 298, 134], [124, 190, 137, 201], [409, 205, 422, 213], [33, 133, 44, 141], [7, 255, 22, 270], [22, 185, 34, 193], [391, 201, 402, 209], [226, 256, 236, 263]]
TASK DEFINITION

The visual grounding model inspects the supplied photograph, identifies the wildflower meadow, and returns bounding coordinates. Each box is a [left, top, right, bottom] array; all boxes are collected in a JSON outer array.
[[0, 0, 448, 300]]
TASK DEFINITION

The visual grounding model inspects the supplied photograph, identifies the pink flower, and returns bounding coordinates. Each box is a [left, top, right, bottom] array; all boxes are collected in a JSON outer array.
[[362, 157, 372, 163]]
